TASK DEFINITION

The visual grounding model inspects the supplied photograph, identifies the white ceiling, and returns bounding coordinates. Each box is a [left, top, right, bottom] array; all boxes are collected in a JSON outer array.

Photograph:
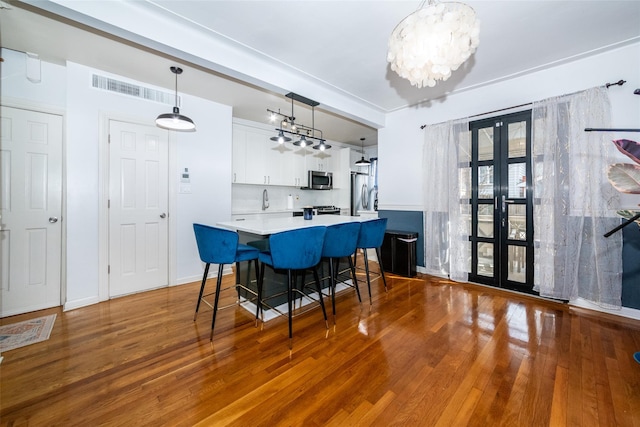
[[2, 0, 640, 148]]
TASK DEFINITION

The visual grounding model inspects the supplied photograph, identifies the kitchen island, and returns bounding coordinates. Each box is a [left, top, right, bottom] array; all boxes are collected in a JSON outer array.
[[217, 215, 371, 320]]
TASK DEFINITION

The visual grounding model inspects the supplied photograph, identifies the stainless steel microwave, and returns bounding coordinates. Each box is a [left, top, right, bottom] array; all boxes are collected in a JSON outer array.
[[308, 170, 333, 190]]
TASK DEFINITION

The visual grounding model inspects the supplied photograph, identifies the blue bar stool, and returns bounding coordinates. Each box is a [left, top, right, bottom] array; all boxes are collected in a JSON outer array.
[[354, 218, 388, 305], [256, 226, 328, 349], [193, 223, 260, 341], [321, 222, 362, 323]]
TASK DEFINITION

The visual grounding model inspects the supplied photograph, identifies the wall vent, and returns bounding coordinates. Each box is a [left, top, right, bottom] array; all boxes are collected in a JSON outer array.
[[91, 74, 178, 106]]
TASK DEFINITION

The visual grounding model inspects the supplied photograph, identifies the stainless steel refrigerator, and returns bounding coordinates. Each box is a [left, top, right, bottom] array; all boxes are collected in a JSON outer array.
[[350, 157, 378, 215]]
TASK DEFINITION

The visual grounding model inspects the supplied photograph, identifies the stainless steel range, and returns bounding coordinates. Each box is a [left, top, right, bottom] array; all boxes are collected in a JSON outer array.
[[314, 205, 340, 215]]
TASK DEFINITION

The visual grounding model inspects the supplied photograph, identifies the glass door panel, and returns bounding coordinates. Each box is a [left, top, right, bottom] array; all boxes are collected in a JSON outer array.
[[478, 127, 494, 161], [477, 242, 494, 277], [477, 205, 493, 238], [508, 163, 527, 198], [508, 121, 527, 158], [507, 246, 526, 283], [478, 165, 494, 199], [507, 204, 526, 241]]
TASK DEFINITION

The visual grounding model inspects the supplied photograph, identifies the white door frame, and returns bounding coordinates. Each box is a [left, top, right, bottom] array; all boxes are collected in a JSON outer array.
[[98, 113, 177, 301], [1, 98, 67, 311]]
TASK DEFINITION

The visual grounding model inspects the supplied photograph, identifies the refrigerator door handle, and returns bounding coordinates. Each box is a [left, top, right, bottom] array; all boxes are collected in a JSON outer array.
[[362, 184, 368, 210]]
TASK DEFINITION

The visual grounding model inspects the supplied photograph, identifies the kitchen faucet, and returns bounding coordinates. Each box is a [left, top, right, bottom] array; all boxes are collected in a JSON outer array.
[[262, 188, 269, 210]]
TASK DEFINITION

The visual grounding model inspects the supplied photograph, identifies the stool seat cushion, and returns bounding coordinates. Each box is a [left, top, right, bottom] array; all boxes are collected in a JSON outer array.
[[247, 239, 270, 252], [236, 244, 260, 262]]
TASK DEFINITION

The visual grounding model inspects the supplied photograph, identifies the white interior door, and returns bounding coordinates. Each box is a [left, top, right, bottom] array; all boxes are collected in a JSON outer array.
[[1, 106, 63, 317], [108, 120, 168, 297]]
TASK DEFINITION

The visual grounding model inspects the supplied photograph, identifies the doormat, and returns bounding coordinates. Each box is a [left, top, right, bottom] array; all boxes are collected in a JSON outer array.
[[0, 314, 56, 352]]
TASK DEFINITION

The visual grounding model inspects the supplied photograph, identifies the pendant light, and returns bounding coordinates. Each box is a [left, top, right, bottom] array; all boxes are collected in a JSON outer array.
[[156, 66, 196, 132], [294, 133, 309, 147], [307, 105, 331, 151], [312, 140, 331, 151], [270, 129, 292, 144], [355, 137, 370, 166]]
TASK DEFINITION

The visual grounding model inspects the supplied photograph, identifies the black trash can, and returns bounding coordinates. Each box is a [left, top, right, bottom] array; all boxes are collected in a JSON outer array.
[[381, 230, 418, 277]]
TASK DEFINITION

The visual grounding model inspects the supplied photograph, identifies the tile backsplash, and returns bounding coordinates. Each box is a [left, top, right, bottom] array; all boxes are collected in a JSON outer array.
[[232, 184, 345, 213]]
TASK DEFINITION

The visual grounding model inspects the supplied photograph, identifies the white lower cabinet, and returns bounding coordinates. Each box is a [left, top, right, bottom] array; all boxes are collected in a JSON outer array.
[[231, 211, 293, 222]]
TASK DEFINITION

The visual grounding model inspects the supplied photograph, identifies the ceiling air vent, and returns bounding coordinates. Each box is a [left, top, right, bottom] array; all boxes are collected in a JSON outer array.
[[91, 74, 178, 106]]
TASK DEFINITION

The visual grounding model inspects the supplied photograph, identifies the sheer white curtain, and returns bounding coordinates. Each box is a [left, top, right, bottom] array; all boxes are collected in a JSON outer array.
[[532, 87, 623, 308], [423, 118, 470, 282]]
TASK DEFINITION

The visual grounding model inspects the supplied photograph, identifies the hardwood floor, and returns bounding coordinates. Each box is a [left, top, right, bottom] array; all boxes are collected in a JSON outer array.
[[2, 269, 640, 426]]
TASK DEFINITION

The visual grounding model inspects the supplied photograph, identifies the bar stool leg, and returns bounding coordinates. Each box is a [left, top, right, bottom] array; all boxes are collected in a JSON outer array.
[[242, 260, 249, 300], [328, 258, 337, 323], [363, 250, 373, 305], [312, 266, 329, 329], [287, 270, 294, 350], [375, 247, 388, 292], [255, 262, 265, 326], [253, 258, 260, 307], [347, 256, 362, 303], [210, 263, 225, 341], [296, 271, 305, 306], [194, 262, 210, 321]]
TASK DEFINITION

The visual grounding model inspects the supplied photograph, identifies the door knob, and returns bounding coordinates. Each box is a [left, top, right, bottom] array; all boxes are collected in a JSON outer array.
[[49, 217, 58, 223], [160, 213, 167, 219]]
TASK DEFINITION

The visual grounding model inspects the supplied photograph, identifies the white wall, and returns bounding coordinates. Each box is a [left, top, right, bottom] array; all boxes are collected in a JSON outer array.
[[65, 63, 232, 306], [1, 48, 66, 108], [379, 42, 640, 210], [2, 49, 233, 310]]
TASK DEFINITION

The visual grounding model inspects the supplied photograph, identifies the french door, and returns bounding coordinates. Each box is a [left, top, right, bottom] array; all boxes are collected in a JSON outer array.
[[468, 111, 534, 293]]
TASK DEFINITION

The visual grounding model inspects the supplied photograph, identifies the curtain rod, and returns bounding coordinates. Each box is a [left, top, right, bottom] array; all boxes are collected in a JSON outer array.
[[419, 79, 627, 130]]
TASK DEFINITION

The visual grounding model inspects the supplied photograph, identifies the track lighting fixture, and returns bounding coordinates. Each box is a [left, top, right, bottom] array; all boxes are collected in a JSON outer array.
[[267, 93, 330, 150]]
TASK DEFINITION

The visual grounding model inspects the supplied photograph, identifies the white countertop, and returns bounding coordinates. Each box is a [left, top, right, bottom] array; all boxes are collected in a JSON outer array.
[[217, 215, 369, 235]]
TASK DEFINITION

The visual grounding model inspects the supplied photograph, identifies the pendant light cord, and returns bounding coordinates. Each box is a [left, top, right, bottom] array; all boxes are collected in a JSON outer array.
[[174, 70, 178, 108]]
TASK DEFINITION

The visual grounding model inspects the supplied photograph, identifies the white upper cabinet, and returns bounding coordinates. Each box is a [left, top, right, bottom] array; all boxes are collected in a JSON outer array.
[[243, 128, 285, 185], [290, 146, 308, 187], [232, 129, 247, 183], [306, 150, 334, 173], [232, 120, 342, 188]]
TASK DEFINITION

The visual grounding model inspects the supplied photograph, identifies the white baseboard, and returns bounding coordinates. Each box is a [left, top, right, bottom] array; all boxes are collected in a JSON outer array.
[[440, 280, 640, 322], [64, 296, 101, 311], [175, 265, 233, 287], [571, 297, 640, 321]]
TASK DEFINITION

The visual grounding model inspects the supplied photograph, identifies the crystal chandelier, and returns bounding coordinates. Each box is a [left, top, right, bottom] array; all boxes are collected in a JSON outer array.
[[387, 0, 480, 88]]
